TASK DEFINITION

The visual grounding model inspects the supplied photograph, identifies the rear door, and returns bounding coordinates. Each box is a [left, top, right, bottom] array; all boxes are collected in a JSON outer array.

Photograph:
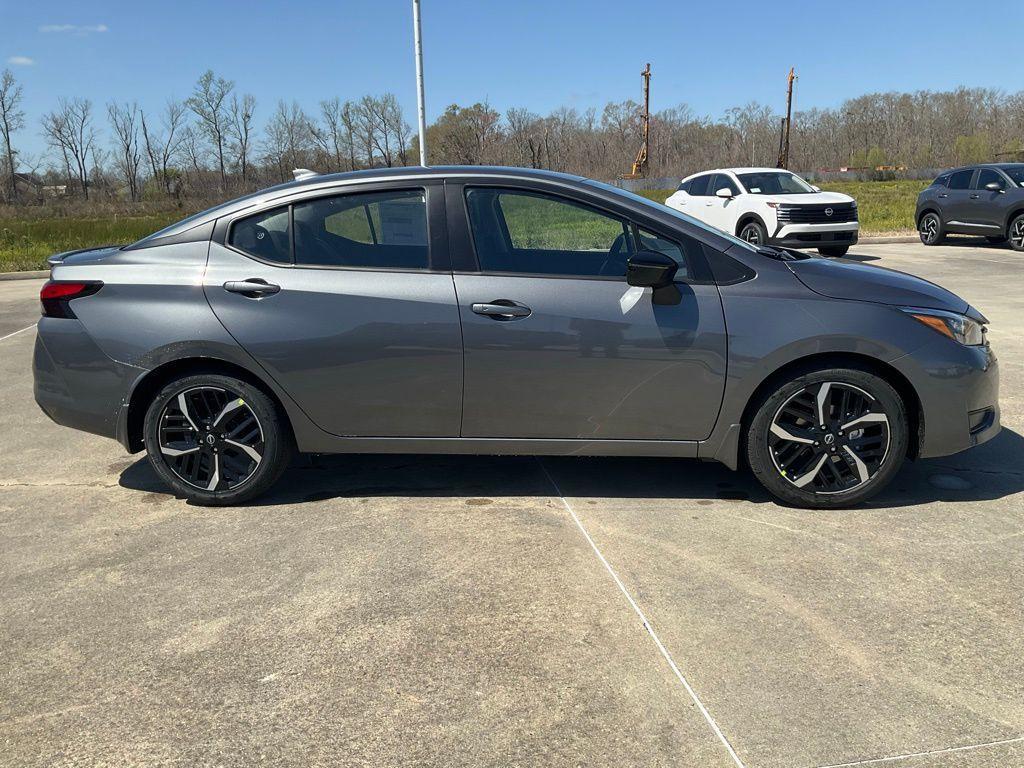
[[682, 174, 713, 226], [204, 181, 463, 437], [447, 180, 727, 441], [945, 169, 978, 229]]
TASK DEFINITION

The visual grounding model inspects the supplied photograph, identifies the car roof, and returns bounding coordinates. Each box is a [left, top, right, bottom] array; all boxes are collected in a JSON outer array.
[[680, 167, 796, 181]]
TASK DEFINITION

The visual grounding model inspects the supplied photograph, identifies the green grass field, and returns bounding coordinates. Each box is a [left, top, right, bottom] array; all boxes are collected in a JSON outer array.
[[0, 180, 927, 272]]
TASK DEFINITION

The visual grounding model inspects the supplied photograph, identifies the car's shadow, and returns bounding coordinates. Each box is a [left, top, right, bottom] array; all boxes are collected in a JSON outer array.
[[120, 428, 1024, 510]]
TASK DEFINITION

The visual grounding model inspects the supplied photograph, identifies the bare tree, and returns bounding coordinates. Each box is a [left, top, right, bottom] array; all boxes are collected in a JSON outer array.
[[141, 99, 186, 197], [41, 97, 98, 198], [108, 101, 143, 201], [229, 93, 256, 187], [187, 70, 234, 191], [262, 100, 314, 182], [0, 69, 25, 202]]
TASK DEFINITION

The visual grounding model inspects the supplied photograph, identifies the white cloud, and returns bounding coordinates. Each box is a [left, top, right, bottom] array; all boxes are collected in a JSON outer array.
[[6, 56, 35, 66], [39, 24, 108, 35]]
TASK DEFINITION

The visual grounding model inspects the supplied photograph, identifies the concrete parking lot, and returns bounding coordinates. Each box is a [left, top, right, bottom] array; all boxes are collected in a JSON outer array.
[[1, 241, 1022, 768]]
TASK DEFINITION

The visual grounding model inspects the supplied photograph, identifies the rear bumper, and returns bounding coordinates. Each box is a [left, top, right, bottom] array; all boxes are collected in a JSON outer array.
[[33, 318, 141, 444], [895, 340, 1000, 459]]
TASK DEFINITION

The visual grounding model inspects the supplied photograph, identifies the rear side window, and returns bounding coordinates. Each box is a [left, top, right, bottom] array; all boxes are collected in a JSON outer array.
[[975, 169, 1005, 190], [687, 175, 710, 196], [229, 206, 291, 263], [676, 179, 690, 193], [949, 170, 974, 190], [292, 189, 428, 269], [465, 187, 633, 277], [708, 174, 739, 196]]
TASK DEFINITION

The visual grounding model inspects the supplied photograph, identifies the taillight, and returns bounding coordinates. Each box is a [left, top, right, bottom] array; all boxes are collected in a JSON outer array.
[[40, 280, 103, 319]]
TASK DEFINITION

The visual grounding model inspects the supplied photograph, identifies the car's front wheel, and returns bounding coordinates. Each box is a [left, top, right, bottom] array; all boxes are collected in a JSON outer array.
[[1009, 214, 1024, 252], [746, 368, 908, 508], [739, 220, 768, 246], [919, 212, 944, 245], [143, 373, 293, 505]]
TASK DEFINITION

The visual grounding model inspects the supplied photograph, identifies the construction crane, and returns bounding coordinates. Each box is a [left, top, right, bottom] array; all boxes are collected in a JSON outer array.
[[776, 67, 796, 169], [624, 63, 651, 179]]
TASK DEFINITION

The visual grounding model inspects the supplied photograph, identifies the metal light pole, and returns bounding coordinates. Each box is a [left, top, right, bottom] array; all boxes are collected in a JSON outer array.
[[413, 0, 428, 166]]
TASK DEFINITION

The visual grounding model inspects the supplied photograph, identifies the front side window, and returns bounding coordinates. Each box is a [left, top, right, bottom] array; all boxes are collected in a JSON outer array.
[[636, 228, 695, 280], [709, 174, 740, 196], [465, 188, 633, 277], [975, 169, 1005, 190], [736, 171, 815, 195], [293, 189, 428, 269], [229, 206, 291, 263], [949, 170, 974, 190]]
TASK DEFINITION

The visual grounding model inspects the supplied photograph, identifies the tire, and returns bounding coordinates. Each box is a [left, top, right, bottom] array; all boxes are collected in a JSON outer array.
[[985, 235, 1007, 245], [739, 220, 768, 246], [746, 367, 908, 509], [143, 373, 293, 505], [818, 246, 849, 257], [918, 212, 944, 245], [1009, 214, 1024, 252]]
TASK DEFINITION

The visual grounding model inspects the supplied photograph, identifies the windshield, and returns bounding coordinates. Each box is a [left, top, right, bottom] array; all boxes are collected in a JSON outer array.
[[736, 171, 816, 195], [998, 165, 1024, 186], [582, 179, 758, 252]]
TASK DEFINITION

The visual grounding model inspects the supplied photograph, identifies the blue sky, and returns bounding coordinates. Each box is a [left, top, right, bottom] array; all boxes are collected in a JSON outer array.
[[3, 0, 1024, 159]]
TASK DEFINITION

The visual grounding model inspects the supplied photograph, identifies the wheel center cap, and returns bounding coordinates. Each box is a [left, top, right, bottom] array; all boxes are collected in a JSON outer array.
[[205, 434, 216, 446], [824, 433, 836, 445]]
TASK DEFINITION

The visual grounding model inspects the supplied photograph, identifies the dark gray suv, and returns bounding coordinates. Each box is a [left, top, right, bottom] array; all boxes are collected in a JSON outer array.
[[917, 163, 1024, 250], [33, 167, 1000, 508]]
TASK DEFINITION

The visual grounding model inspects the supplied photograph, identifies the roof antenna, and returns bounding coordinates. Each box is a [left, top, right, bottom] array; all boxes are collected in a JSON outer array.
[[292, 168, 319, 181]]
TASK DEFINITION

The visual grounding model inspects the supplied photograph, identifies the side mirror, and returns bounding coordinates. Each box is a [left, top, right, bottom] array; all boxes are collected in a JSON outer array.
[[985, 182, 1003, 192], [627, 251, 677, 289], [811, 185, 821, 192], [715, 187, 733, 199]]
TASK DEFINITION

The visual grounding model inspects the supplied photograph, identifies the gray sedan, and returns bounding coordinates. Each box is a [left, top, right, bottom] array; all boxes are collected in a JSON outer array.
[[33, 167, 1000, 508]]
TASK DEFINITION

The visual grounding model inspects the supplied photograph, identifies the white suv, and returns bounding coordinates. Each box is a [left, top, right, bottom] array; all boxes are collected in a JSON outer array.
[[665, 168, 859, 256]]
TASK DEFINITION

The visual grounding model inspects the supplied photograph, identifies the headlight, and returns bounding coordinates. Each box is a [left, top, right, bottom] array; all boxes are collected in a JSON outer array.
[[901, 308, 986, 345]]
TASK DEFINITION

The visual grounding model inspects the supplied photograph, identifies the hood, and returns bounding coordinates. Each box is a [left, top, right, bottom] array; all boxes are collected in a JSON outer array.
[[787, 256, 975, 316], [760, 191, 853, 205], [48, 245, 122, 267]]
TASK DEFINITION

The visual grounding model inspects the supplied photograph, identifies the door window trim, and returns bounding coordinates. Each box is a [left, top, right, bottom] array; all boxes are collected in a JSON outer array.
[[216, 181, 450, 273]]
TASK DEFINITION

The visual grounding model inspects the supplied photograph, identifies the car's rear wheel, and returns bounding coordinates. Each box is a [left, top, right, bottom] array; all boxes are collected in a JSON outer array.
[[739, 220, 768, 246], [746, 368, 908, 508], [919, 212, 944, 245], [143, 373, 293, 505], [1009, 214, 1024, 252], [818, 246, 849, 257]]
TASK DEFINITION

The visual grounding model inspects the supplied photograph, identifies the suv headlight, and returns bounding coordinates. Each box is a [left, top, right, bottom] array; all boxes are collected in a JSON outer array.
[[901, 307, 986, 345]]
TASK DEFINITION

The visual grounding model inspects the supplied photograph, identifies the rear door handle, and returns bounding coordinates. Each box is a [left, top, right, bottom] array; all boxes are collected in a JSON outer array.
[[223, 279, 281, 297], [969, 194, 980, 199], [938, 193, 948, 198], [472, 301, 532, 320]]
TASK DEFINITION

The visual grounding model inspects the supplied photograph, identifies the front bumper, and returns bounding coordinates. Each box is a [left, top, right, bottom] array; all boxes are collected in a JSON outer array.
[[33, 318, 141, 443], [894, 339, 1000, 459], [770, 223, 859, 249]]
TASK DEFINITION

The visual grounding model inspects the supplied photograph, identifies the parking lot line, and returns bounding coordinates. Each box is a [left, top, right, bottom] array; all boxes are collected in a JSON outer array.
[[537, 458, 747, 768], [0, 324, 35, 343], [811, 733, 1024, 768]]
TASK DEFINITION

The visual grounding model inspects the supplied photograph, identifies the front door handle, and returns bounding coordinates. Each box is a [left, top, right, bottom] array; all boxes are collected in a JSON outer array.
[[969, 194, 980, 199], [223, 278, 281, 298], [472, 301, 532, 320], [938, 193, 948, 198]]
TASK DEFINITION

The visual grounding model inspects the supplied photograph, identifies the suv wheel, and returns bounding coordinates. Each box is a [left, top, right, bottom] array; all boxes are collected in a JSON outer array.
[[746, 368, 908, 508], [818, 246, 849, 257], [1010, 214, 1024, 252], [143, 373, 293, 505], [919, 212, 944, 245], [739, 220, 767, 246]]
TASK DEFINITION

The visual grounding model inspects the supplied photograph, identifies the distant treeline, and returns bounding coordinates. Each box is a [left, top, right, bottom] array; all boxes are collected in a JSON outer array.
[[1, 67, 1021, 205]]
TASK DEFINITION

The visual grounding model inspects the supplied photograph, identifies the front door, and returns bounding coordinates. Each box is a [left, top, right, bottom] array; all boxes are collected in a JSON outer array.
[[449, 183, 727, 441], [204, 182, 463, 437]]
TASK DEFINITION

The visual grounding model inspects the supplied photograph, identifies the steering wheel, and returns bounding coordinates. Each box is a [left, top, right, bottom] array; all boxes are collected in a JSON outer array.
[[598, 233, 631, 276]]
